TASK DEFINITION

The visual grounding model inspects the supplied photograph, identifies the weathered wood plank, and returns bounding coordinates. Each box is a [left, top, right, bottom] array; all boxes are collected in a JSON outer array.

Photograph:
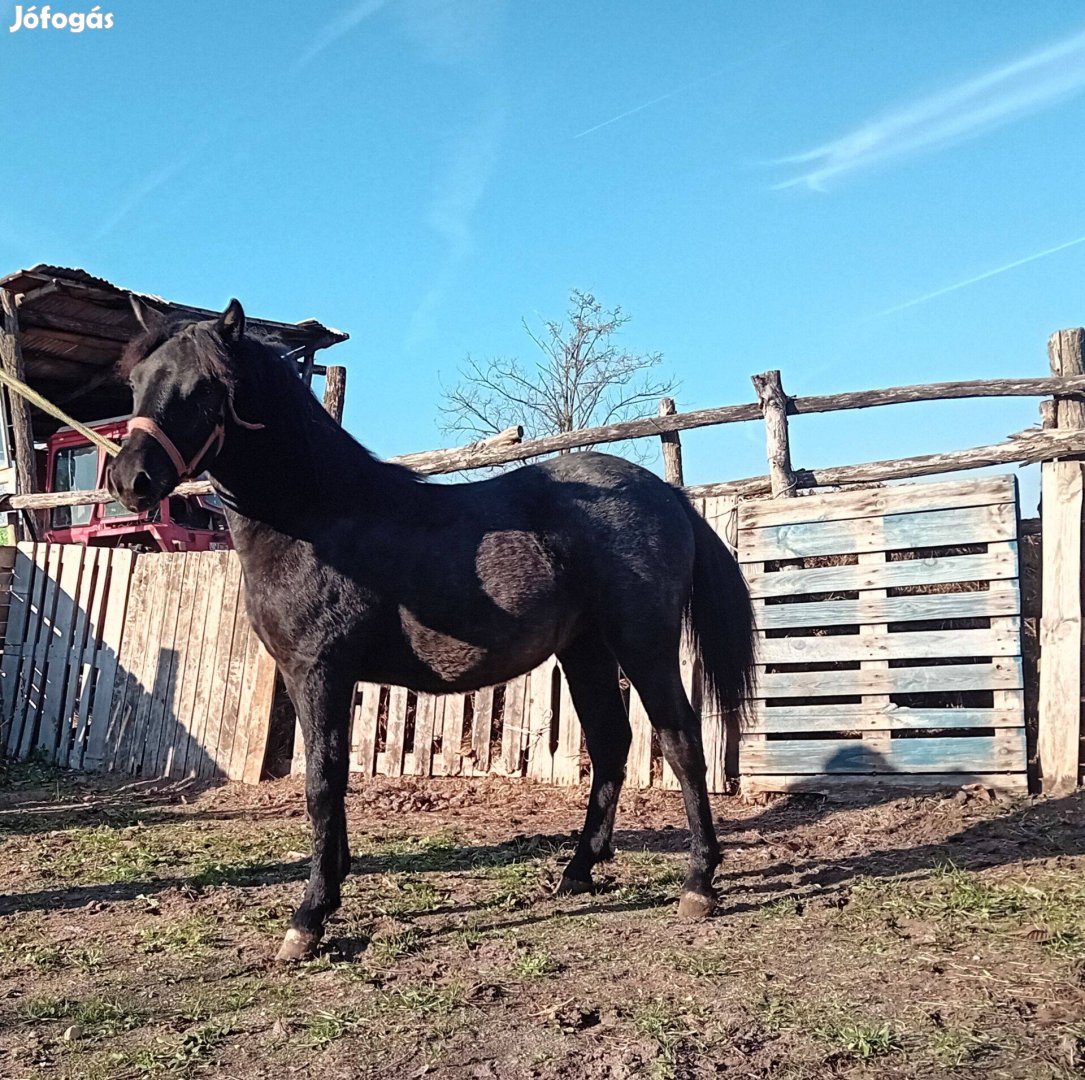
[[755, 589, 1018, 630], [179, 552, 226, 778], [142, 556, 189, 776], [412, 693, 438, 776], [351, 683, 382, 776], [741, 772, 1028, 795], [740, 476, 1014, 530], [746, 547, 1018, 599], [526, 658, 557, 781], [214, 564, 252, 780], [740, 503, 1016, 562], [0, 544, 37, 752], [166, 552, 212, 777], [197, 553, 243, 778], [90, 551, 144, 772], [37, 545, 85, 761], [440, 694, 465, 777], [470, 686, 495, 775], [759, 625, 1021, 663], [238, 639, 278, 785], [749, 704, 1024, 732], [1037, 460, 1083, 794], [59, 547, 100, 768], [742, 732, 1027, 774], [17, 545, 62, 759], [553, 674, 581, 785], [626, 686, 652, 789], [383, 685, 409, 777], [500, 675, 528, 775], [757, 658, 1023, 698]]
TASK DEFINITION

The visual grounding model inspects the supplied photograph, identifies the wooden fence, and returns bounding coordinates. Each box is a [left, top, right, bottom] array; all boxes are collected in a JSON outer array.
[[0, 544, 276, 781]]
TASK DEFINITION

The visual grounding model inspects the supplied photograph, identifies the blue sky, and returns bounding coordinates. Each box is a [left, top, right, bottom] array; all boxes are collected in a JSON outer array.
[[4, 2, 1085, 513]]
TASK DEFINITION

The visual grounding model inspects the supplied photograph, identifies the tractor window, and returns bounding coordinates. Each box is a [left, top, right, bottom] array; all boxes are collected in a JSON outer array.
[[52, 445, 98, 528]]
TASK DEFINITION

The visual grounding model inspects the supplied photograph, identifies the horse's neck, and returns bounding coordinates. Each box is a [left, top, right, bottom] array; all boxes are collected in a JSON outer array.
[[208, 352, 416, 549]]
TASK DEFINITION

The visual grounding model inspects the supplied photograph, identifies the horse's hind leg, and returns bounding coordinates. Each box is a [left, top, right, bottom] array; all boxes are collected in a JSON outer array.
[[554, 631, 631, 895], [612, 636, 719, 918]]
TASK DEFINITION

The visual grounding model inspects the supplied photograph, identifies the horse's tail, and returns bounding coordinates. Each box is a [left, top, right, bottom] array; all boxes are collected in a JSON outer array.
[[678, 494, 757, 729]]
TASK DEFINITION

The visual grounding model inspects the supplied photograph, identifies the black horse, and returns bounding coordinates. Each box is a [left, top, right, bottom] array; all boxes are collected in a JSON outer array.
[[107, 300, 756, 961]]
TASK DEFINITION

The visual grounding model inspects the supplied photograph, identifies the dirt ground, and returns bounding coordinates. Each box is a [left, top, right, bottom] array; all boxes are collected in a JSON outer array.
[[1, 761, 1083, 1080]]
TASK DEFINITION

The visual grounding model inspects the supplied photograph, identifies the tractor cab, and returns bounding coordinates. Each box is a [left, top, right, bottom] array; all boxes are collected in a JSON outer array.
[[45, 418, 233, 552]]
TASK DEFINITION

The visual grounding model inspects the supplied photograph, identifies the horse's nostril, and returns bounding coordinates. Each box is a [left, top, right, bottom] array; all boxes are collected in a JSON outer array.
[[132, 471, 154, 498]]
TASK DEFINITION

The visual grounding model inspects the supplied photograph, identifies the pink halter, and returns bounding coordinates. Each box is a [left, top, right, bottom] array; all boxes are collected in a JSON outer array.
[[127, 416, 225, 481]]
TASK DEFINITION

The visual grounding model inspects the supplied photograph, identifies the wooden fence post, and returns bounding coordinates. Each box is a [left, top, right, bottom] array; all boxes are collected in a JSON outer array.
[[0, 292, 43, 539], [322, 365, 347, 425], [658, 397, 684, 485], [1038, 327, 1085, 793], [752, 370, 797, 497]]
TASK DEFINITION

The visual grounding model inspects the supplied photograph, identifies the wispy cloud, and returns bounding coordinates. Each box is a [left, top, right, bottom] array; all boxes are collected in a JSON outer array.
[[772, 27, 1085, 191], [875, 233, 1085, 317], [406, 106, 506, 350], [291, 0, 388, 74]]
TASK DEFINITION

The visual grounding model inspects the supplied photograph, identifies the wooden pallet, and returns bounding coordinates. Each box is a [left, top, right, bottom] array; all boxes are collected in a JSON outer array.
[[738, 476, 1028, 793], [0, 544, 275, 782]]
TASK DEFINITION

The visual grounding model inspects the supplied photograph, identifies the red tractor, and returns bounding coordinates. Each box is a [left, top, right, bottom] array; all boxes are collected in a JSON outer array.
[[44, 419, 232, 552]]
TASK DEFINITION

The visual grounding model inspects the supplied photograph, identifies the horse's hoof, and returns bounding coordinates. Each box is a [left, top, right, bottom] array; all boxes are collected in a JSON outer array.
[[677, 891, 716, 920], [275, 927, 321, 962], [555, 873, 594, 896]]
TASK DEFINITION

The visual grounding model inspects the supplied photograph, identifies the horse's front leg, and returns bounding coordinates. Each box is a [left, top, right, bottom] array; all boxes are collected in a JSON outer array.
[[276, 669, 354, 962]]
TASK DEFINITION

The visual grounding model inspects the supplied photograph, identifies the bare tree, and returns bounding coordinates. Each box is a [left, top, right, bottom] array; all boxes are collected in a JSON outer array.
[[439, 291, 677, 457]]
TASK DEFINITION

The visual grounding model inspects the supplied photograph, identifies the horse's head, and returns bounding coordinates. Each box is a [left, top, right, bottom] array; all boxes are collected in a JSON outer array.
[[107, 298, 247, 512]]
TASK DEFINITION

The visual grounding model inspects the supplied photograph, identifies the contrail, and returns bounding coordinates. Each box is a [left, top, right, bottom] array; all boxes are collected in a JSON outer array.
[[574, 46, 786, 140], [875, 233, 1085, 317], [772, 26, 1085, 190]]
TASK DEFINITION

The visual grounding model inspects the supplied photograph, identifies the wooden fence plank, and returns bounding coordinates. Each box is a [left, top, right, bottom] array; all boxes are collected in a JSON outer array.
[[0, 544, 37, 752], [553, 674, 581, 785], [626, 687, 653, 789], [500, 675, 528, 775], [198, 553, 243, 778], [93, 552, 147, 772], [470, 686, 494, 776], [351, 683, 381, 776], [739, 503, 1016, 562], [383, 685, 409, 777], [37, 545, 84, 761], [1037, 460, 1083, 793], [239, 640, 278, 785], [167, 552, 214, 777], [740, 476, 1014, 530], [17, 545, 61, 759], [58, 547, 99, 768], [743, 772, 1028, 795], [757, 658, 1023, 698], [214, 564, 251, 780], [412, 693, 438, 776], [226, 625, 263, 782], [758, 625, 1020, 663], [440, 694, 465, 777], [526, 658, 557, 781], [754, 589, 1018, 630], [142, 556, 189, 776], [742, 732, 1027, 774], [749, 706, 1024, 732], [745, 547, 1018, 599], [177, 552, 224, 778]]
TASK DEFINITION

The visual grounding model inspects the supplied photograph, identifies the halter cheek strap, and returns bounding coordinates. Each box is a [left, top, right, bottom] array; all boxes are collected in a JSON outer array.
[[127, 416, 225, 481]]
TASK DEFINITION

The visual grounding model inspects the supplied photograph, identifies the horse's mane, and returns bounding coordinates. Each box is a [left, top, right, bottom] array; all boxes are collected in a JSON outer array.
[[119, 312, 426, 492]]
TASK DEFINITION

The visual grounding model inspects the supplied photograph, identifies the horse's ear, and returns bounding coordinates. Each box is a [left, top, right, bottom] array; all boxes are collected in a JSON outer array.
[[218, 299, 246, 344], [129, 294, 163, 335]]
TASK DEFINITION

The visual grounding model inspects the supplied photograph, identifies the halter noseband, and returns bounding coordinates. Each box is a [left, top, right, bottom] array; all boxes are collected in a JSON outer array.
[[127, 416, 225, 481]]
